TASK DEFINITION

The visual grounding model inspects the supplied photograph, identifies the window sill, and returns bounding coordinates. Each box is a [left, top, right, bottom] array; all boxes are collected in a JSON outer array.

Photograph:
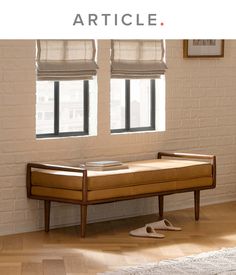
[[36, 133, 97, 140], [110, 129, 165, 136]]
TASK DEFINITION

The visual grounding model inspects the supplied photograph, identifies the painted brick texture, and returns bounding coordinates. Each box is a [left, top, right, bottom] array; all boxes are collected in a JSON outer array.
[[0, 40, 236, 235]]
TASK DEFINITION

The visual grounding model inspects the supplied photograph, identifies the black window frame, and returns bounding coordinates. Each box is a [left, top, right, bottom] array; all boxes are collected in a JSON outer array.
[[36, 80, 89, 138], [111, 79, 156, 133]]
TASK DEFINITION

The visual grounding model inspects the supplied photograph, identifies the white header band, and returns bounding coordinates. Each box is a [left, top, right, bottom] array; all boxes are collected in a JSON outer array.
[[0, 0, 235, 38]]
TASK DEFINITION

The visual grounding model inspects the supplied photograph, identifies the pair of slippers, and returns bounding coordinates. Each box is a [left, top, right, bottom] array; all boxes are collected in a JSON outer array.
[[129, 219, 181, 238]]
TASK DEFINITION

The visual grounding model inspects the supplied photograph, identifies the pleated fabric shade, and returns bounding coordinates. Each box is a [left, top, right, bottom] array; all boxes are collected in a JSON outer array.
[[36, 40, 98, 80], [111, 40, 167, 79]]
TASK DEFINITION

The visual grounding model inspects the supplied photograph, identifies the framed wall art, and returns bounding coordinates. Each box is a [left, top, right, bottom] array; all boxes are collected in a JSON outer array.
[[183, 40, 224, 58]]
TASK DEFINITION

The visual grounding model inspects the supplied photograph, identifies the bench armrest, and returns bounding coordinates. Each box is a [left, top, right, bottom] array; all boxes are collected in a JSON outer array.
[[157, 152, 216, 188], [26, 163, 88, 201], [27, 162, 86, 173], [157, 152, 215, 161]]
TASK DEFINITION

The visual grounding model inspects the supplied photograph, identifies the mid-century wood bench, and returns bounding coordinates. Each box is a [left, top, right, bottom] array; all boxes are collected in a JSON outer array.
[[26, 152, 216, 237]]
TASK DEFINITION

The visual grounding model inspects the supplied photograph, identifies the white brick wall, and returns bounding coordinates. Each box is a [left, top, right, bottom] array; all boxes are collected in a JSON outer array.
[[0, 39, 236, 236]]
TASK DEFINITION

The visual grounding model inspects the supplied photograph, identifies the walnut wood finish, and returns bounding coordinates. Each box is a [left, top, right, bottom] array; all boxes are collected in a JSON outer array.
[[44, 201, 51, 232], [27, 152, 217, 237], [194, 190, 200, 220], [158, 195, 164, 219], [80, 205, 87, 238]]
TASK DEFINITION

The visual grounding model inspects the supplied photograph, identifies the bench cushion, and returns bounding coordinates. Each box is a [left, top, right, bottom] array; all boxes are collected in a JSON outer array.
[[87, 177, 213, 201], [87, 159, 212, 191], [32, 170, 83, 191], [31, 176, 212, 201], [31, 159, 212, 194]]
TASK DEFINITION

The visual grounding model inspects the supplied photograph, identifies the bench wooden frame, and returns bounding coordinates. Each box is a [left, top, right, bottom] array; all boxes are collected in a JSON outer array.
[[26, 152, 216, 237]]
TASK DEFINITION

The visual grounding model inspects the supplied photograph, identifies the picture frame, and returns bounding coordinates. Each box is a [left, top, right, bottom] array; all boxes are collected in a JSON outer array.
[[183, 40, 224, 58]]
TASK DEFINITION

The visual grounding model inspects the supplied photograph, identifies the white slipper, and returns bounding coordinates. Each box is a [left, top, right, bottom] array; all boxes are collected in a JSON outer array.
[[147, 219, 182, 231], [129, 225, 165, 238]]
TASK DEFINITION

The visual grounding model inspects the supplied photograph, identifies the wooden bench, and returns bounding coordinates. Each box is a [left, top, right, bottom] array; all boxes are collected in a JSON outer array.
[[26, 152, 216, 237]]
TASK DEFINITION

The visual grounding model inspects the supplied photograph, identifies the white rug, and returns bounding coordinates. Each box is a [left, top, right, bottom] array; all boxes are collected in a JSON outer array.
[[100, 247, 236, 275]]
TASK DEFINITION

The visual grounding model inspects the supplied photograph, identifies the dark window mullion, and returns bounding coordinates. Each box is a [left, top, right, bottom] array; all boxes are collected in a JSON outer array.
[[54, 81, 60, 135], [83, 80, 89, 134], [150, 79, 156, 129], [125, 79, 130, 130]]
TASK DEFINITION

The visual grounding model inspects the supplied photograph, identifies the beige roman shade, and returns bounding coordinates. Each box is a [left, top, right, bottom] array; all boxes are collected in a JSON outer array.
[[36, 40, 98, 80], [111, 40, 167, 79]]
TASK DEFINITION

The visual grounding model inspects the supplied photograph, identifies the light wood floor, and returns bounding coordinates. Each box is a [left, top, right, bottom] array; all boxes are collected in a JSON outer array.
[[0, 201, 236, 274]]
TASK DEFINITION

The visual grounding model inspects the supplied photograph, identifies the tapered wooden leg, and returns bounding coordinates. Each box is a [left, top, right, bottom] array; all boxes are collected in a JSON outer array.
[[158, 195, 164, 219], [194, 190, 200, 221], [44, 200, 51, 232], [80, 205, 87, 238]]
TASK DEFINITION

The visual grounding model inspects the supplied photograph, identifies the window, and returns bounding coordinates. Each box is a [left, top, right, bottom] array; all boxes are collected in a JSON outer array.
[[110, 40, 167, 133], [36, 40, 98, 138], [111, 79, 155, 133], [36, 80, 89, 138]]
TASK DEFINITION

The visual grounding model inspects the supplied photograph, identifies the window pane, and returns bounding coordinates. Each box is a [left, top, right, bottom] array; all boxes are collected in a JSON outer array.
[[130, 79, 151, 128], [110, 79, 126, 130], [36, 81, 54, 135], [59, 81, 84, 133]]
